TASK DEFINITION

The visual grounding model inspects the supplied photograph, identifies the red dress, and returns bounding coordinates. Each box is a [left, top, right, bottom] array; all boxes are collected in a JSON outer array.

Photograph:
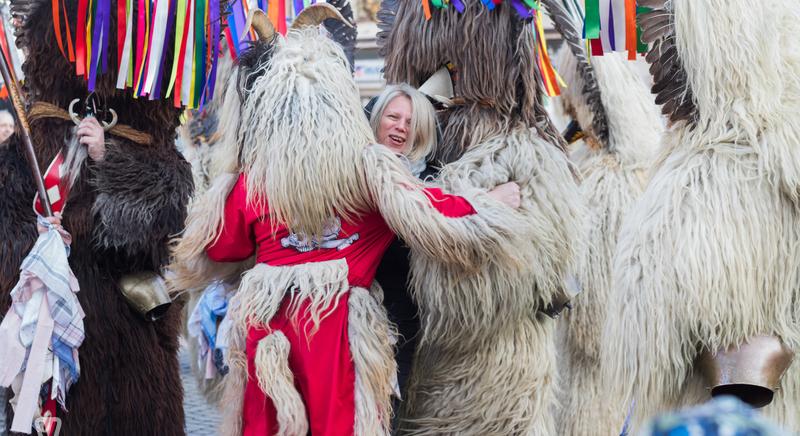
[[206, 174, 475, 436]]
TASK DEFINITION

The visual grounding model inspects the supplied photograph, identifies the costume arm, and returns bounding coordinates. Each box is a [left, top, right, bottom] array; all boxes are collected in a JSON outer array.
[[363, 144, 529, 271], [91, 141, 193, 266], [422, 187, 476, 217], [205, 175, 257, 262]]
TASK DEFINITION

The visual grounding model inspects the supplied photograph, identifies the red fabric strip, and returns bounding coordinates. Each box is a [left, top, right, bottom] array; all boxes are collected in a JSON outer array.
[[52, 0, 67, 58], [117, 0, 126, 68], [63, 0, 75, 61], [76, 0, 89, 76]]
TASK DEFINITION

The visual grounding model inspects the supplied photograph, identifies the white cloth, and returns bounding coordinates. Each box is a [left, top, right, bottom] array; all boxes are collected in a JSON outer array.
[[0, 216, 84, 434]]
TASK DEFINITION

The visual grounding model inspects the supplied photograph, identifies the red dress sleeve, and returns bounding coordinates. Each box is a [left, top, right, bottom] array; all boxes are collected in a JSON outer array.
[[206, 174, 259, 262], [422, 187, 477, 218]]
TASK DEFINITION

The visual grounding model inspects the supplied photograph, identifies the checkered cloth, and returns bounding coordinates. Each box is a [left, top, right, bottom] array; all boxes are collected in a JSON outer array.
[[643, 396, 789, 436], [0, 216, 84, 431]]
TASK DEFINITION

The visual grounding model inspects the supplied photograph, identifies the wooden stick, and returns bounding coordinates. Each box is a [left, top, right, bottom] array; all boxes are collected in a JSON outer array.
[[0, 42, 52, 216]]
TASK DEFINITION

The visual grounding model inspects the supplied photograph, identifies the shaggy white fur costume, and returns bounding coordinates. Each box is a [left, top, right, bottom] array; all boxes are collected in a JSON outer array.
[[552, 49, 664, 435], [602, 0, 800, 431], [399, 125, 585, 435], [172, 26, 531, 436]]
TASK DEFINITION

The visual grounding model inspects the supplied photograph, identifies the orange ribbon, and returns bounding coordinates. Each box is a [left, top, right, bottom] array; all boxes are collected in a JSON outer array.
[[422, 0, 432, 20], [625, 0, 636, 60]]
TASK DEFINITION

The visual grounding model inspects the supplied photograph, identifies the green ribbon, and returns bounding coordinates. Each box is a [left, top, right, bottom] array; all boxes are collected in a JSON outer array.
[[636, 6, 650, 53], [584, 0, 600, 39], [431, 0, 445, 9], [192, 0, 207, 107]]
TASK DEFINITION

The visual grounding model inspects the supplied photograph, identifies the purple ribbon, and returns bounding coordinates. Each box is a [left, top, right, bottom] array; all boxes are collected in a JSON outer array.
[[136, 0, 158, 97], [88, 0, 111, 90], [451, 0, 465, 13], [101, 0, 110, 72], [232, 0, 248, 49], [203, 0, 221, 105], [152, 0, 177, 99], [607, 0, 616, 51], [293, 0, 303, 14], [509, 0, 532, 18]]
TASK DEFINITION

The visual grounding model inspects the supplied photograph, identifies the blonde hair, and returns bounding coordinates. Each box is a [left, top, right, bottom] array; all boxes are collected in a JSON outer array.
[[369, 83, 436, 161]]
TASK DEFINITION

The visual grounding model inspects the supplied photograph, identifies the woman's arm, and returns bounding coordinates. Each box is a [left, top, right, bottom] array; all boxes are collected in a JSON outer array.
[[363, 144, 530, 271], [206, 175, 257, 262]]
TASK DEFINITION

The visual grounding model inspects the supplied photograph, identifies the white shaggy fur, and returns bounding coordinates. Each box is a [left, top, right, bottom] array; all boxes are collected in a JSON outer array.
[[239, 28, 375, 238], [602, 0, 800, 431], [400, 126, 585, 435], [348, 285, 397, 436], [254, 332, 309, 436], [217, 261, 397, 436], [363, 144, 533, 273], [552, 48, 663, 435]]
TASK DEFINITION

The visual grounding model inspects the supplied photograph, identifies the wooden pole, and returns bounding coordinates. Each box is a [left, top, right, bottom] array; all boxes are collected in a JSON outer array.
[[0, 42, 52, 216]]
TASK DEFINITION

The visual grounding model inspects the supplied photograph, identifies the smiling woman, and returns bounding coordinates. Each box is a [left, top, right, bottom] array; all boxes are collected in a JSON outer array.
[[368, 84, 436, 169]]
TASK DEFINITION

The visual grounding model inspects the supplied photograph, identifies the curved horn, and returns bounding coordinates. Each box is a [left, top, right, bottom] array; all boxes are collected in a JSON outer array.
[[68, 98, 82, 125], [291, 3, 352, 30], [242, 8, 276, 41], [102, 108, 118, 131]]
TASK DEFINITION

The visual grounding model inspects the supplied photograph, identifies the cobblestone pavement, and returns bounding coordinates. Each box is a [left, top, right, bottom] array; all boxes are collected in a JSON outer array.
[[0, 388, 5, 436], [182, 345, 222, 435], [0, 346, 221, 436]]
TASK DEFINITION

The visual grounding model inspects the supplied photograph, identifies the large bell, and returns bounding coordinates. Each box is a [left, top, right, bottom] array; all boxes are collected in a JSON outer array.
[[119, 272, 173, 321], [698, 335, 794, 408]]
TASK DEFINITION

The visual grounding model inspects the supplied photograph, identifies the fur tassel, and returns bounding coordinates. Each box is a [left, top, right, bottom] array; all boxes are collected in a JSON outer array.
[[348, 285, 397, 436], [219, 316, 248, 436], [229, 260, 350, 337], [254, 332, 309, 436]]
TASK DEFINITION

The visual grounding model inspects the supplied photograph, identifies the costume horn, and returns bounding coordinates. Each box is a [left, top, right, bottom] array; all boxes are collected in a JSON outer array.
[[291, 3, 352, 29], [242, 9, 276, 41]]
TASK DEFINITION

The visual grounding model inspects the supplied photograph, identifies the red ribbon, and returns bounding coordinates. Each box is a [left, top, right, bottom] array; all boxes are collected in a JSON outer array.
[[52, 0, 67, 58], [117, 0, 127, 68], [75, 0, 89, 76], [134, 0, 146, 90], [63, 0, 75, 62]]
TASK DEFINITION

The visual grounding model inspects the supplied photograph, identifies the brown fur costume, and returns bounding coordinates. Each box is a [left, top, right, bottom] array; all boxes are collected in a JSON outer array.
[[380, 1, 585, 434], [0, 0, 193, 433]]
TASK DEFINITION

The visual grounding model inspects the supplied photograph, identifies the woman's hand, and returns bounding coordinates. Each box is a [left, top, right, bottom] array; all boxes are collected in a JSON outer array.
[[37, 212, 73, 245], [488, 182, 521, 209], [77, 117, 106, 162], [37, 212, 63, 234]]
